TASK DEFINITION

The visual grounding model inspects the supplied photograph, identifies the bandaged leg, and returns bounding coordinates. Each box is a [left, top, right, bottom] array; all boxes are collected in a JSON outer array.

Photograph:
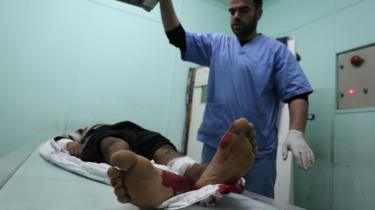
[[195, 117, 257, 188], [107, 150, 194, 208], [166, 156, 206, 183], [166, 156, 196, 175]]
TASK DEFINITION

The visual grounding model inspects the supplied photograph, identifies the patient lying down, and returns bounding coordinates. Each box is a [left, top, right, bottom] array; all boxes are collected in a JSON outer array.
[[54, 118, 256, 208]]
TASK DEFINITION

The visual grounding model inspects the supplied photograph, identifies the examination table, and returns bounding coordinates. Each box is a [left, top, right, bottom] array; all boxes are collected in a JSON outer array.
[[0, 148, 305, 210]]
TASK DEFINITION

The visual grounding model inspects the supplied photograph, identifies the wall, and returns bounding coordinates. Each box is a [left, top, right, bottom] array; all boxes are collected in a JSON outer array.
[[3, 1, 374, 209], [259, 0, 375, 209], [0, 0, 231, 184]]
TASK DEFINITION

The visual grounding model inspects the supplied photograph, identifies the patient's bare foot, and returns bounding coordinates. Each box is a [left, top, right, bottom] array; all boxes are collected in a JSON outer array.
[[194, 117, 256, 188], [107, 150, 194, 208]]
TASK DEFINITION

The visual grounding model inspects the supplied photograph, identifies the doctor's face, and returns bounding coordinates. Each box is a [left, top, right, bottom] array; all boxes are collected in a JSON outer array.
[[229, 0, 262, 41]]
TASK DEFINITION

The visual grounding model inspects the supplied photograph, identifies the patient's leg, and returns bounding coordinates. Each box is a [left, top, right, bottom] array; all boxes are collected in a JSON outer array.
[[151, 118, 256, 186], [153, 144, 206, 182], [100, 137, 130, 163], [153, 144, 182, 165], [106, 118, 255, 208], [195, 117, 256, 188], [101, 137, 204, 184], [107, 150, 194, 208]]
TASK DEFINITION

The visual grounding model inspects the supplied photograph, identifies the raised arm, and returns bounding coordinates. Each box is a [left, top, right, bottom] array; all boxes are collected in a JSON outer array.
[[159, 0, 180, 31], [160, 0, 186, 51]]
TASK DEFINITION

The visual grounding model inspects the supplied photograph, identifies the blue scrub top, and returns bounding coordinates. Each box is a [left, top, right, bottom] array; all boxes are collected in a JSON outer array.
[[182, 32, 313, 159]]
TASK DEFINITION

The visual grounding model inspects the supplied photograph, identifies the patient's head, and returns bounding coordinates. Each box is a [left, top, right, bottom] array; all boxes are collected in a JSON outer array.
[[68, 127, 88, 142], [54, 124, 108, 143]]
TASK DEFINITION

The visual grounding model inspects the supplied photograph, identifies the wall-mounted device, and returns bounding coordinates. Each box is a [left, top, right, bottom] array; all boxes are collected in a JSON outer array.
[[337, 44, 375, 109], [116, 0, 159, 11]]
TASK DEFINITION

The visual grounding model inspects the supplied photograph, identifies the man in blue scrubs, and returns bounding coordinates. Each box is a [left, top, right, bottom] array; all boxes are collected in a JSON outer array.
[[159, 0, 315, 198]]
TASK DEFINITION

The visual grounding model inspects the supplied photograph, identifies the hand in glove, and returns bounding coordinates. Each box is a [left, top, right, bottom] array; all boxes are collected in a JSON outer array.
[[282, 129, 315, 170]]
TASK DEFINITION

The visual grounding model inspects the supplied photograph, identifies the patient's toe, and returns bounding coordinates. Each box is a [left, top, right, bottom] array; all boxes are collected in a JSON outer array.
[[110, 151, 137, 171], [107, 167, 121, 179], [114, 186, 130, 203], [118, 195, 130, 203]]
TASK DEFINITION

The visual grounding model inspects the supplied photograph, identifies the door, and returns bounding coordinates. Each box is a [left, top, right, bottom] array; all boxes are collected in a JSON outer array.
[[185, 67, 208, 163]]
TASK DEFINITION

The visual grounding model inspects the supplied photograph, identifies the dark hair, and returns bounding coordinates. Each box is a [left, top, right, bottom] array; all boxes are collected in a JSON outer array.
[[254, 0, 262, 8]]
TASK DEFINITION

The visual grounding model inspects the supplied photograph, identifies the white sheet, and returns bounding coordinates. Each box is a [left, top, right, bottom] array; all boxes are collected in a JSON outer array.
[[39, 139, 244, 210]]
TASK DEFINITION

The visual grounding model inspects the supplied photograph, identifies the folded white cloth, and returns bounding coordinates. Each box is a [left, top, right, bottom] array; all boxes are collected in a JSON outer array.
[[39, 139, 111, 184], [39, 139, 244, 210]]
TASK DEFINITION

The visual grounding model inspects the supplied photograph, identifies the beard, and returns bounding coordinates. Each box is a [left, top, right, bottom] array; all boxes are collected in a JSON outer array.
[[231, 18, 258, 41]]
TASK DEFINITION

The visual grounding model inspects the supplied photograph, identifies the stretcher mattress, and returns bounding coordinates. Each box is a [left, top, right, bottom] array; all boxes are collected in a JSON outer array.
[[0, 141, 304, 210]]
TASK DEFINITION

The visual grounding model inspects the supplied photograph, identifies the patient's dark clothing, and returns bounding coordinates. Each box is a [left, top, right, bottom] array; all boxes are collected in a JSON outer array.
[[61, 121, 176, 163]]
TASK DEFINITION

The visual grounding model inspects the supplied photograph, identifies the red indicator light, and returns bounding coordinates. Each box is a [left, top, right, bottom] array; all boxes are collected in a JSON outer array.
[[348, 88, 356, 96], [350, 55, 364, 67]]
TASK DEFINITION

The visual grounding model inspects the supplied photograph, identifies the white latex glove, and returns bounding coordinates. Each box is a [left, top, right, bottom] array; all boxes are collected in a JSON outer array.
[[282, 129, 315, 170]]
